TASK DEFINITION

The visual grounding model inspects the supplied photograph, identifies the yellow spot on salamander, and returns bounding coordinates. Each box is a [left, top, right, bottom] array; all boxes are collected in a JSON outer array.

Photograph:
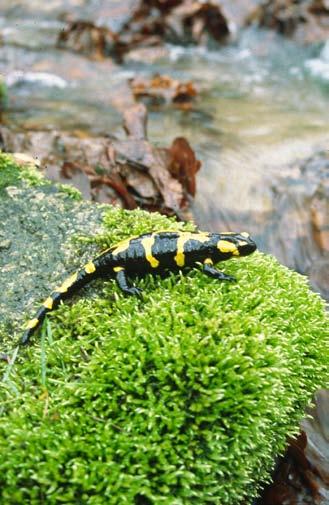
[[113, 266, 124, 272], [111, 238, 132, 256], [241, 232, 250, 238], [85, 261, 96, 274], [54, 272, 78, 293], [217, 240, 239, 256], [25, 318, 39, 330], [174, 232, 209, 267], [96, 234, 142, 258], [141, 235, 159, 268], [43, 297, 54, 310], [204, 258, 213, 265]]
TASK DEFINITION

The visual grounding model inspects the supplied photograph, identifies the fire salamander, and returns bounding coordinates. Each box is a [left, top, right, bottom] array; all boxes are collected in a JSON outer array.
[[21, 230, 257, 345]]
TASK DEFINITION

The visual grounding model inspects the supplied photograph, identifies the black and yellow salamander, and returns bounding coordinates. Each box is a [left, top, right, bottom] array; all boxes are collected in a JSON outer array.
[[21, 230, 257, 345]]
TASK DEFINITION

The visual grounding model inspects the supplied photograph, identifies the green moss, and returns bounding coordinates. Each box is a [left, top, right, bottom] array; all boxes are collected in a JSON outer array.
[[0, 174, 328, 503], [0, 152, 49, 193], [57, 183, 83, 201], [0, 153, 23, 192], [0, 153, 82, 197]]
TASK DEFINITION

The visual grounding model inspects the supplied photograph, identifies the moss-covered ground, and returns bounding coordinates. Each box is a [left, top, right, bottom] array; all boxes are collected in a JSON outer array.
[[0, 154, 328, 504]]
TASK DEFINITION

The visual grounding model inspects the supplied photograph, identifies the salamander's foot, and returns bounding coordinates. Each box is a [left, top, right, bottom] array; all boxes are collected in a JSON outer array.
[[115, 268, 143, 297], [215, 272, 236, 282], [203, 261, 236, 282], [123, 286, 143, 297]]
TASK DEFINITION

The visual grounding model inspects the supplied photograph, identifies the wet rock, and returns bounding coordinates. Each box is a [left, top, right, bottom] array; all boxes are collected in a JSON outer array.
[[164, 0, 230, 44], [129, 73, 198, 109], [0, 169, 104, 337], [57, 20, 117, 60], [308, 259, 329, 300], [123, 102, 148, 140], [268, 150, 329, 300], [57, 0, 230, 61], [311, 193, 329, 252], [248, 0, 329, 44]]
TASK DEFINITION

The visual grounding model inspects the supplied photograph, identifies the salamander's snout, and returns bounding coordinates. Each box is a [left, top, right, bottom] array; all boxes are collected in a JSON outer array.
[[236, 232, 257, 257]]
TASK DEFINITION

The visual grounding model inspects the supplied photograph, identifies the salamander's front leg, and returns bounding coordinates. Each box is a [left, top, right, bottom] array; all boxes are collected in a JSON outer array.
[[114, 267, 143, 296], [202, 259, 236, 282]]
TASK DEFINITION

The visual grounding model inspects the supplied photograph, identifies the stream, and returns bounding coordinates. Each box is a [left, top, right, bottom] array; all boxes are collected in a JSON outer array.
[[0, 3, 328, 299]]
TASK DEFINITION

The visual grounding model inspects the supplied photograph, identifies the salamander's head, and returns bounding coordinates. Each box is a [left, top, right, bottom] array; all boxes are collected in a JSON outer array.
[[216, 232, 257, 258]]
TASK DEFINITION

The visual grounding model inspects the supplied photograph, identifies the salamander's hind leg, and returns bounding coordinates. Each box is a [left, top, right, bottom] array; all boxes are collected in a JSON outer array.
[[202, 259, 236, 282], [114, 267, 143, 296]]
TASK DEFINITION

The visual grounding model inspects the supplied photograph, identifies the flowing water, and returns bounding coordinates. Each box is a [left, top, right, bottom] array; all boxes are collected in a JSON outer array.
[[0, 4, 328, 298]]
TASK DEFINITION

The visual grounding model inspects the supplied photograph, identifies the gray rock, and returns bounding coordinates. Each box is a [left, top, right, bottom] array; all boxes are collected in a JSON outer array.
[[0, 177, 105, 341]]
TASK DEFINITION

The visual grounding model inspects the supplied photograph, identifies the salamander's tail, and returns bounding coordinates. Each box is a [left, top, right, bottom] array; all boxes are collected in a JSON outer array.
[[21, 292, 62, 345], [21, 260, 99, 346]]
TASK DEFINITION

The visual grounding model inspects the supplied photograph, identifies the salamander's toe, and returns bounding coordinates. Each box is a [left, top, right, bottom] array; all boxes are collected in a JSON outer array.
[[126, 287, 143, 297], [224, 274, 236, 282]]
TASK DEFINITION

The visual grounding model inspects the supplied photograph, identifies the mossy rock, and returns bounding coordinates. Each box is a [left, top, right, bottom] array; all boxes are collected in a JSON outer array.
[[0, 153, 328, 504]]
